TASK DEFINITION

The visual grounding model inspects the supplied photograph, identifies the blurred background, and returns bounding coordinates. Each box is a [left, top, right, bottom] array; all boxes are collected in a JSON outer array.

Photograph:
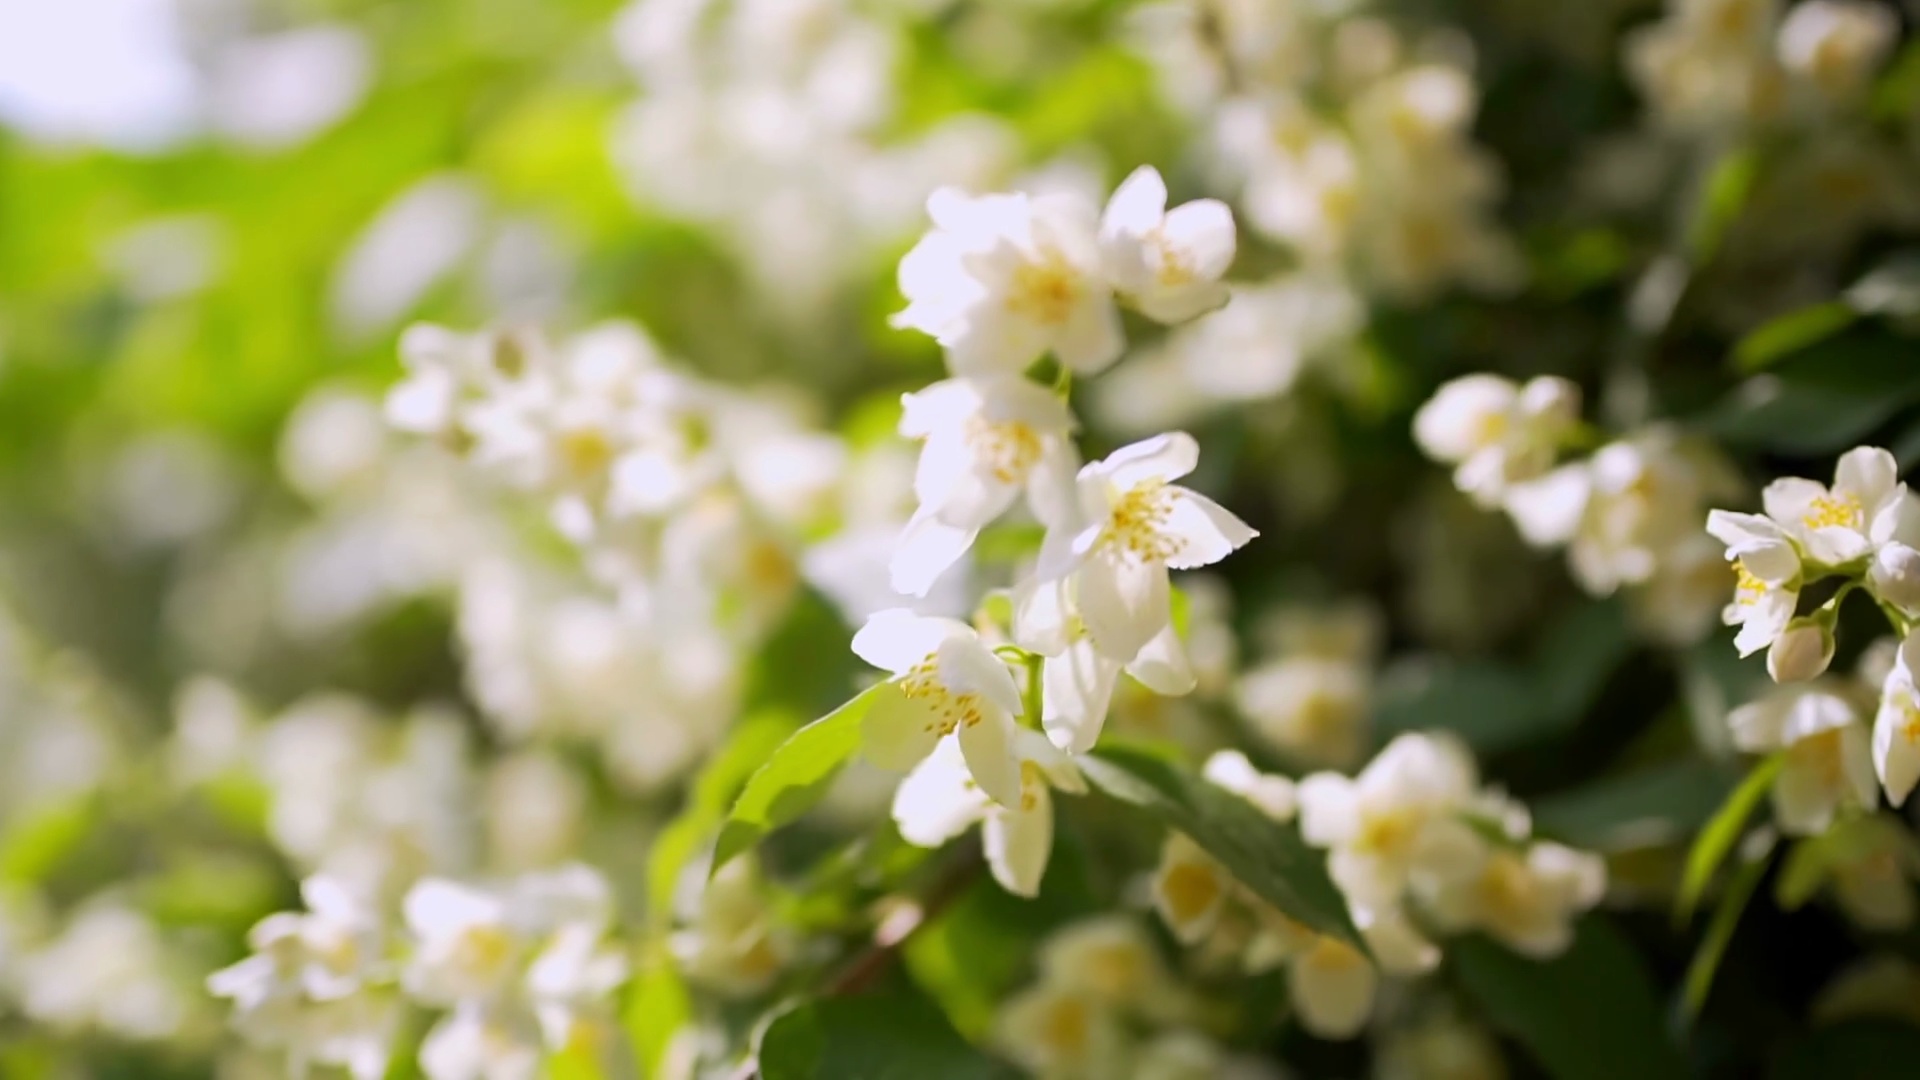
[[2, 0, 1920, 1076]]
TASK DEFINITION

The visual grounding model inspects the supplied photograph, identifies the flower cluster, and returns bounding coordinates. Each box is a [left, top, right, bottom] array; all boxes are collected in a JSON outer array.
[[1415, 374, 1740, 644], [1154, 742, 1605, 1039], [208, 865, 627, 1080]]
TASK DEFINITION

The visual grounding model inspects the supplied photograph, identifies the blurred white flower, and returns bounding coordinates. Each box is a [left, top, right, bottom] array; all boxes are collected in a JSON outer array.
[[670, 855, 794, 997], [1731, 680, 1874, 834], [1419, 842, 1606, 958], [1297, 733, 1482, 911], [1098, 165, 1236, 324], [1776, 0, 1897, 106], [1413, 375, 1579, 509], [895, 187, 1122, 376], [17, 902, 190, 1040]]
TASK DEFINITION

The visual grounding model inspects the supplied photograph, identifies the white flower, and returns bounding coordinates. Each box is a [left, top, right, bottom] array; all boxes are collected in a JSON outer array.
[[1768, 617, 1835, 683], [1234, 656, 1369, 769], [995, 979, 1129, 1079], [1777, 0, 1898, 104], [890, 376, 1077, 597], [387, 325, 535, 439], [209, 876, 383, 1014], [893, 727, 1086, 897], [1296, 733, 1483, 910], [851, 609, 1025, 808], [1868, 491, 1920, 612], [1413, 375, 1580, 508], [668, 856, 793, 997], [1151, 833, 1231, 945], [1705, 509, 1803, 657], [1036, 916, 1169, 1012], [1202, 750, 1297, 822], [894, 188, 1123, 377], [402, 865, 615, 1008], [1730, 681, 1875, 834], [1419, 842, 1606, 958], [1098, 165, 1236, 324], [1807, 815, 1920, 931], [1039, 433, 1256, 663], [1873, 632, 1920, 807], [419, 1002, 541, 1080], [1761, 445, 1905, 567], [1277, 929, 1378, 1039], [1014, 574, 1195, 754]]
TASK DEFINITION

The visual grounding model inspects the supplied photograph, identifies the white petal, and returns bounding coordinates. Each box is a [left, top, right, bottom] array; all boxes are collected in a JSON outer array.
[[1296, 774, 1360, 847], [1875, 695, 1920, 807], [1162, 488, 1257, 569], [860, 683, 945, 771], [936, 635, 1023, 716], [1289, 940, 1376, 1039], [1503, 465, 1592, 549], [1102, 432, 1200, 489], [1101, 166, 1168, 239], [1126, 620, 1196, 696], [1054, 295, 1125, 375], [1077, 553, 1171, 663], [1043, 640, 1121, 753], [890, 514, 979, 599], [893, 737, 991, 847], [1762, 477, 1826, 531], [1835, 446, 1898, 509], [984, 791, 1054, 898], [1161, 199, 1236, 280], [1705, 509, 1788, 552], [404, 880, 501, 939], [959, 706, 1024, 810], [898, 380, 979, 439], [851, 609, 964, 673], [1012, 574, 1073, 656]]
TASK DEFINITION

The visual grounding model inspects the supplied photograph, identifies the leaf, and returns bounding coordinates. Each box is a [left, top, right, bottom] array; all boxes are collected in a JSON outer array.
[[1079, 743, 1363, 950], [1675, 754, 1783, 926], [649, 710, 798, 921], [623, 947, 692, 1078], [1770, 1020, 1920, 1080], [0, 795, 95, 885], [1699, 330, 1920, 454], [1681, 831, 1775, 1022], [757, 985, 1016, 1080], [713, 683, 886, 875], [1685, 147, 1757, 262], [1452, 916, 1688, 1080], [1733, 301, 1857, 371], [1532, 759, 1737, 853]]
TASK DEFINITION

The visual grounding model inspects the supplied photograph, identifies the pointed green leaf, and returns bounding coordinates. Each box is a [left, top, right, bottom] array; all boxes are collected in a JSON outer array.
[[758, 984, 1016, 1080], [713, 682, 886, 875], [1682, 832, 1775, 1022], [649, 710, 797, 921], [1676, 754, 1783, 926], [1079, 743, 1363, 950], [1453, 916, 1688, 1080]]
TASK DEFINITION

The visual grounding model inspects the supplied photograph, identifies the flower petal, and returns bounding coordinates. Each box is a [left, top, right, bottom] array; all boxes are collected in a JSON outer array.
[[984, 791, 1054, 897], [936, 635, 1023, 716], [959, 706, 1024, 810], [1043, 639, 1121, 753], [1163, 488, 1258, 569], [860, 682, 945, 771], [1126, 621, 1196, 697], [851, 609, 964, 673], [890, 514, 979, 599], [1102, 432, 1200, 489], [893, 737, 991, 848], [1077, 553, 1171, 663]]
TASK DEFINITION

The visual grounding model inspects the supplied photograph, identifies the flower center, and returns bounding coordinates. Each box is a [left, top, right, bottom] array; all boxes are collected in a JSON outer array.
[[1040, 996, 1091, 1056], [1151, 232, 1195, 288], [1158, 858, 1224, 928], [1732, 560, 1766, 606], [1478, 852, 1536, 920], [557, 427, 616, 480], [965, 416, 1044, 484], [1101, 482, 1183, 564], [1802, 492, 1863, 531], [898, 655, 985, 737], [1356, 809, 1416, 856], [1006, 257, 1081, 326]]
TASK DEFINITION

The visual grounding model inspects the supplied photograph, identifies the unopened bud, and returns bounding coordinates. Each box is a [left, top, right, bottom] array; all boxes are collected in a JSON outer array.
[[1768, 618, 1835, 683], [1870, 543, 1920, 613]]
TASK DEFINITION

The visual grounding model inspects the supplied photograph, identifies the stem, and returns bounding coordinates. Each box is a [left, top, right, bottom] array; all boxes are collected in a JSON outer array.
[[1023, 652, 1045, 727]]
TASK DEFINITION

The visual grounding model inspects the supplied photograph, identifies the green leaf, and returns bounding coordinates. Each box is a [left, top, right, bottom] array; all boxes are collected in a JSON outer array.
[[1078, 743, 1363, 950], [1676, 754, 1783, 926], [1452, 916, 1688, 1080], [1532, 759, 1737, 853], [1733, 301, 1857, 371], [1700, 330, 1920, 455], [649, 710, 798, 922], [757, 984, 1016, 1080], [1686, 148, 1757, 262], [713, 683, 886, 875], [1682, 832, 1775, 1022], [624, 947, 692, 1078], [0, 795, 95, 885], [1770, 1020, 1920, 1079]]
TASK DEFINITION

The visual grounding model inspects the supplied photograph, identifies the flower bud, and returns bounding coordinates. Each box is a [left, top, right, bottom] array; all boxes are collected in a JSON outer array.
[[1768, 618, 1835, 683], [1870, 542, 1920, 613]]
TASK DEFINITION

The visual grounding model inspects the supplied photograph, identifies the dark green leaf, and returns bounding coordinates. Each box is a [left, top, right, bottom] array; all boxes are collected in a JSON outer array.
[[1770, 1020, 1920, 1079], [713, 683, 885, 875], [1079, 743, 1363, 950], [1732, 302, 1857, 371], [1453, 916, 1688, 1080], [1533, 759, 1737, 853], [1676, 754, 1782, 926], [1682, 832, 1775, 1022], [758, 986, 1016, 1080], [1700, 331, 1920, 454]]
